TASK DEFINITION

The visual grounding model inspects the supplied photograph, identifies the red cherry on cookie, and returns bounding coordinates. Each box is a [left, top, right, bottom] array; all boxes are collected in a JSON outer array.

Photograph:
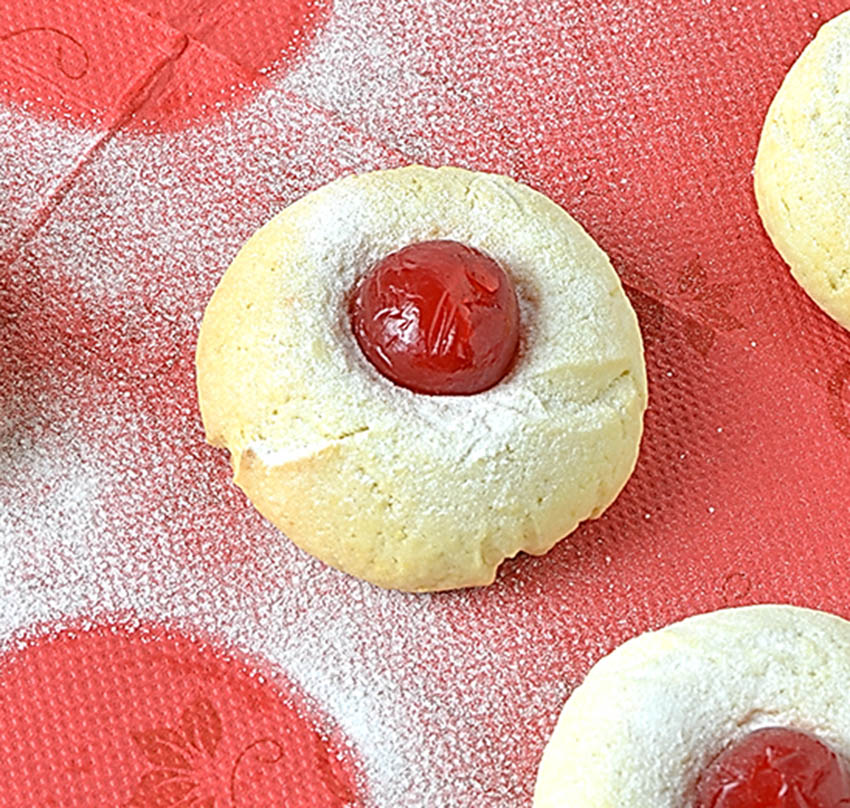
[[350, 240, 520, 395], [694, 727, 850, 808]]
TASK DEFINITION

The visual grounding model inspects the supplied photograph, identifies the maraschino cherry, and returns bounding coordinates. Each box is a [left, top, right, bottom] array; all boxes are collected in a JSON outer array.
[[350, 240, 520, 395], [694, 727, 850, 808]]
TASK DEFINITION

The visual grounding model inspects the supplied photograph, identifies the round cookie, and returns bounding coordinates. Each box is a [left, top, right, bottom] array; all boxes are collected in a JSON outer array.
[[755, 10, 850, 331], [196, 165, 646, 592], [534, 604, 850, 807]]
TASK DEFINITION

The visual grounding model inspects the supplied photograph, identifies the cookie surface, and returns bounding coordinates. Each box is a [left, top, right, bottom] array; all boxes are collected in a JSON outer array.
[[755, 11, 850, 331], [196, 165, 646, 591], [534, 604, 850, 807]]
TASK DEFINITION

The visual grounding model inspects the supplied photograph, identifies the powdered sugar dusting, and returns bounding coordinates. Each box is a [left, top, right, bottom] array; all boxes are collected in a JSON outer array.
[[6, 0, 850, 805], [0, 103, 100, 255], [0, 362, 568, 804], [0, 4, 582, 799]]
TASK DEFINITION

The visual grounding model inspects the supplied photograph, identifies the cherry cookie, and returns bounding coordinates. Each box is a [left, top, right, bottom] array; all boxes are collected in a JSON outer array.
[[196, 165, 646, 591], [534, 605, 850, 807]]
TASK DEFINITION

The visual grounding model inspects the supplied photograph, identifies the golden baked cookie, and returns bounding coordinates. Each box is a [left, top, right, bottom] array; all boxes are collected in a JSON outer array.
[[755, 11, 850, 331], [196, 165, 646, 591], [534, 605, 850, 807]]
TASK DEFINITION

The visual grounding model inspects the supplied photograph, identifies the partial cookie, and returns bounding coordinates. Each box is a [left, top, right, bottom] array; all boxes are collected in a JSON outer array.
[[755, 11, 850, 331], [534, 604, 850, 807], [196, 165, 646, 591]]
